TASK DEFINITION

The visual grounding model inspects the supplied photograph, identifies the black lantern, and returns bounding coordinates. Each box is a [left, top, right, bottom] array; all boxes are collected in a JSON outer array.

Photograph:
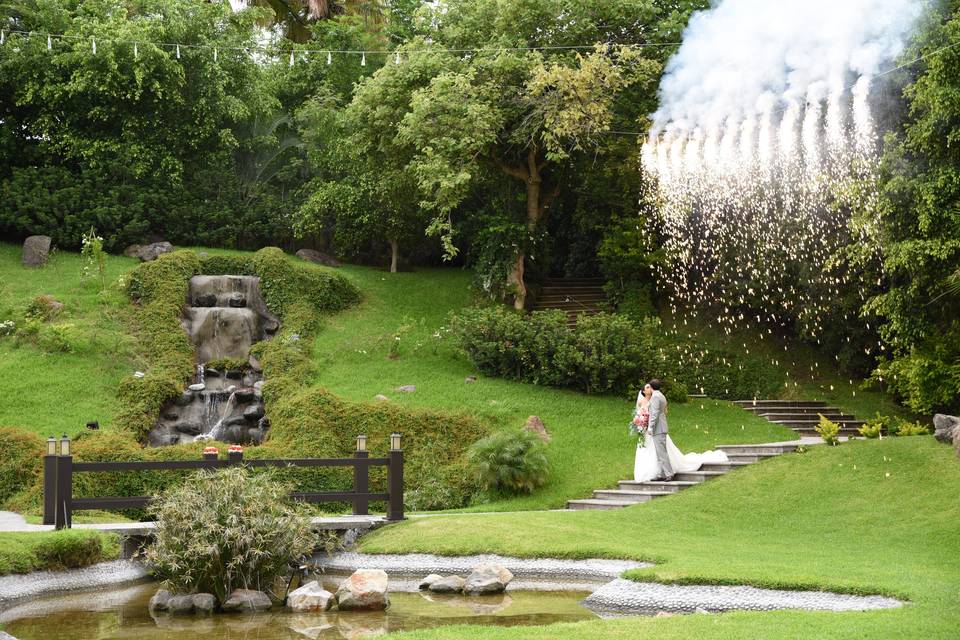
[[390, 432, 402, 451], [356, 434, 367, 453], [59, 434, 70, 456], [46, 436, 57, 456]]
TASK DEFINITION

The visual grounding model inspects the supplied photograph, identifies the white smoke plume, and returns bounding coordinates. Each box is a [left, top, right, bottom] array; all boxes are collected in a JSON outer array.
[[653, 0, 927, 134]]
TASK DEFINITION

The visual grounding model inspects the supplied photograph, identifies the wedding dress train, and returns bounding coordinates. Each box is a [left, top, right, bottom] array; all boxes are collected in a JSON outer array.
[[634, 434, 728, 482]]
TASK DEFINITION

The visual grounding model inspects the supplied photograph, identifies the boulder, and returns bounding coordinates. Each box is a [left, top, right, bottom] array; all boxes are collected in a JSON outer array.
[[524, 416, 551, 443], [149, 588, 173, 612], [175, 423, 202, 436], [296, 248, 341, 267], [123, 244, 142, 258], [22, 235, 52, 267], [263, 319, 280, 334], [427, 575, 465, 594], [137, 241, 174, 262], [248, 427, 267, 445], [335, 569, 390, 611], [465, 376, 477, 384], [233, 388, 256, 402], [954, 426, 960, 458], [418, 574, 444, 590], [287, 581, 335, 612], [192, 593, 216, 614], [397, 385, 417, 393], [205, 367, 222, 378], [221, 589, 272, 613], [374, 394, 390, 402], [463, 564, 513, 595], [243, 404, 265, 421], [167, 594, 196, 614], [0, 632, 18, 640], [257, 416, 271, 430], [253, 380, 264, 398], [228, 292, 247, 308], [933, 414, 960, 444]]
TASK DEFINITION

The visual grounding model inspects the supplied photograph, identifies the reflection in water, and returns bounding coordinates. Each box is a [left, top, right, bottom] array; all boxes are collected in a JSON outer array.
[[3, 582, 595, 640]]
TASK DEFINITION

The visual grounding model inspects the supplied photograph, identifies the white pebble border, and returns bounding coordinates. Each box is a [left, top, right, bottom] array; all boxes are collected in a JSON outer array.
[[584, 579, 903, 614], [315, 552, 648, 582], [0, 560, 148, 614]]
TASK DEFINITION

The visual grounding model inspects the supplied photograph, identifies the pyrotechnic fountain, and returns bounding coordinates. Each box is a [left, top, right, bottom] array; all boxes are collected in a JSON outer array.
[[641, 0, 925, 350]]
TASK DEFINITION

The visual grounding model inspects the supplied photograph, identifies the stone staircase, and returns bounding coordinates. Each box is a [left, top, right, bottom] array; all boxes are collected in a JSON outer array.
[[567, 442, 798, 510], [733, 400, 866, 438], [531, 277, 607, 327]]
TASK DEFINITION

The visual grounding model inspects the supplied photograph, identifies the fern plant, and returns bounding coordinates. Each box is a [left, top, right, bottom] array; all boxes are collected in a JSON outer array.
[[468, 429, 549, 495]]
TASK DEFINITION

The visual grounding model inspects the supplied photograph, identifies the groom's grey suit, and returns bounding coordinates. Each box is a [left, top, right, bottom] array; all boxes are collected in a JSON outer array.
[[647, 389, 674, 479]]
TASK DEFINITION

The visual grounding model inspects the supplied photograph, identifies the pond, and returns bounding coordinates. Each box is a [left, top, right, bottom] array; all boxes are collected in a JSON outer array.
[[0, 582, 597, 639]]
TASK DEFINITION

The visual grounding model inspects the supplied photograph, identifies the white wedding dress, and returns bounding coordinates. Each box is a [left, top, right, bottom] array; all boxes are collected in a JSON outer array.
[[634, 432, 729, 482]]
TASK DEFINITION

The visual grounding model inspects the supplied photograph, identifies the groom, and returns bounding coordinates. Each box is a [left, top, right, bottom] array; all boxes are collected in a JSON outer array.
[[647, 379, 675, 482]]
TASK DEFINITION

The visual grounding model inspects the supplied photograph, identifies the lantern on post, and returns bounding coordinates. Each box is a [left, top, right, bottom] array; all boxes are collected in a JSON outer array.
[[387, 433, 404, 521], [59, 434, 70, 456], [42, 437, 57, 525], [356, 434, 367, 453], [353, 435, 369, 516]]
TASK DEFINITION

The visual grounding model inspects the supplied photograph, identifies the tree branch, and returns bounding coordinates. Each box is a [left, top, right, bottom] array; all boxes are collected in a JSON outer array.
[[487, 154, 529, 181]]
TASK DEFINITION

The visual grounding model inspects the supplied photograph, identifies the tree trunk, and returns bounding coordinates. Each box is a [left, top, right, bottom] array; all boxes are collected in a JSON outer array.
[[389, 238, 399, 274]]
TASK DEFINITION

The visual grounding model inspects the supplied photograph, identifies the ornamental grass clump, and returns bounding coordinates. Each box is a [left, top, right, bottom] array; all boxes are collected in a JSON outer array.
[[468, 429, 549, 496], [144, 467, 315, 603]]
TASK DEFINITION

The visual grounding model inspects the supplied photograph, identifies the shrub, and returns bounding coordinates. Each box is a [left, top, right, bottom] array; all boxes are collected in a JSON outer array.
[[144, 467, 316, 603], [894, 421, 931, 437], [0, 428, 44, 508], [24, 295, 63, 322], [0, 531, 118, 576], [815, 414, 841, 446], [32, 529, 117, 571], [858, 421, 883, 439], [468, 429, 549, 496]]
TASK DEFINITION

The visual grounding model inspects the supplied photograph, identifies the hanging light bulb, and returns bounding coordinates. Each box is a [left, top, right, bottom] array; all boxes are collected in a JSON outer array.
[[47, 34, 52, 50], [1, 30, 5, 45], [394, 51, 400, 65], [134, 42, 138, 59], [176, 44, 180, 59], [92, 37, 96, 54], [213, 47, 217, 62], [360, 52, 366, 66], [326, 51, 331, 65], [289, 50, 294, 66]]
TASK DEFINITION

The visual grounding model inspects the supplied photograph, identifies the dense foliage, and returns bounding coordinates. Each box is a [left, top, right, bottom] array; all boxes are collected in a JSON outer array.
[[868, 2, 960, 413], [145, 467, 315, 602], [451, 306, 781, 400], [0, 530, 119, 576]]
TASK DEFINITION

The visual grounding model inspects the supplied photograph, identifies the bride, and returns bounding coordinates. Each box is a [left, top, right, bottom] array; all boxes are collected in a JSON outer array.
[[633, 383, 728, 482]]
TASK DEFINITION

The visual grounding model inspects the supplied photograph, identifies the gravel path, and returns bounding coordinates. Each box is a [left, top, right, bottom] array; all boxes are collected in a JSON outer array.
[[584, 579, 903, 614], [0, 560, 149, 612], [0, 512, 45, 533], [314, 551, 649, 582]]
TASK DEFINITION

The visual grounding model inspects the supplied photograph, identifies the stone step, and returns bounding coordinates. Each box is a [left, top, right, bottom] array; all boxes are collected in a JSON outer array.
[[536, 293, 607, 301], [733, 400, 830, 408], [543, 278, 604, 285], [717, 444, 798, 455], [617, 480, 700, 493], [700, 460, 755, 472], [674, 470, 728, 483], [744, 407, 843, 417], [774, 419, 865, 429], [566, 499, 638, 510], [592, 489, 674, 503], [725, 452, 781, 463], [532, 303, 606, 311]]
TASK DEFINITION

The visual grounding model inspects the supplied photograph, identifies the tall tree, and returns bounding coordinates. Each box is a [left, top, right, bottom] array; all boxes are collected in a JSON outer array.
[[867, 1, 960, 413], [344, 0, 665, 307]]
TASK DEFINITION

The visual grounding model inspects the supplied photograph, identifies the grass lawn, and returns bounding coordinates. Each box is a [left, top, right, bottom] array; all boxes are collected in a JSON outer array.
[[310, 265, 798, 510], [361, 436, 960, 639], [0, 244, 139, 437]]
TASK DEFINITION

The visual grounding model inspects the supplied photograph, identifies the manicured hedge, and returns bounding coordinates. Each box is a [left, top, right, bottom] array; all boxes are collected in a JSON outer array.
[[0, 530, 120, 576], [451, 306, 782, 400], [0, 428, 44, 507]]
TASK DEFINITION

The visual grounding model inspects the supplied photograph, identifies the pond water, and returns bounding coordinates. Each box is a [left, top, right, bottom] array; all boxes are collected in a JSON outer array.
[[1, 582, 596, 639]]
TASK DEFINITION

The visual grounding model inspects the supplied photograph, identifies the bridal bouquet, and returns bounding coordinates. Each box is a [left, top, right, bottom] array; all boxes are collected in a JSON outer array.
[[629, 410, 646, 447]]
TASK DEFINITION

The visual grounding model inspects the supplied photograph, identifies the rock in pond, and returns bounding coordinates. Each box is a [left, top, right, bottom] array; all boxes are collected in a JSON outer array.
[[427, 575, 466, 594], [463, 564, 513, 595], [288, 581, 335, 612], [221, 589, 272, 613], [336, 569, 390, 611], [22, 235, 52, 267], [149, 588, 172, 612], [419, 574, 444, 590], [192, 593, 217, 614], [167, 594, 196, 614]]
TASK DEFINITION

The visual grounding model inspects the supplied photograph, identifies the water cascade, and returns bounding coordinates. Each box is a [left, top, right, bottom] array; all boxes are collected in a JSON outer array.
[[148, 276, 279, 446]]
